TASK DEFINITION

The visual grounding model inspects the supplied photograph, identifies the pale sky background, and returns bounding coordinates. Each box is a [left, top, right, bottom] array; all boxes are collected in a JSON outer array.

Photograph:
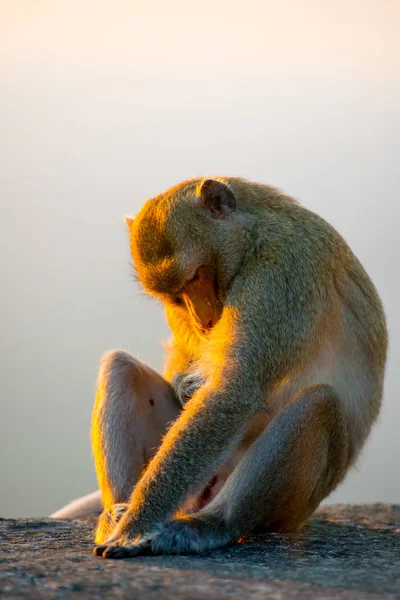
[[0, 0, 399, 517]]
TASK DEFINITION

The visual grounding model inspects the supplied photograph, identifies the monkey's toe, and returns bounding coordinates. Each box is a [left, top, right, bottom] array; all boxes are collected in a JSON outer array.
[[93, 543, 133, 559], [102, 545, 136, 559], [94, 540, 152, 559]]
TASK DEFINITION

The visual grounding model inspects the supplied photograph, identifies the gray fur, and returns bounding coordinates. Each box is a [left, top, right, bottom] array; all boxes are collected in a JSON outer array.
[[54, 178, 388, 557]]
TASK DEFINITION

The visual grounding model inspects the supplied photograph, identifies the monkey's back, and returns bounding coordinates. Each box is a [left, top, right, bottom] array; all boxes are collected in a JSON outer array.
[[256, 194, 388, 461]]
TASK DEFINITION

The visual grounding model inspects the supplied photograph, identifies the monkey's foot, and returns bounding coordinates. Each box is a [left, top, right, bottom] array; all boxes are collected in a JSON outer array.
[[94, 516, 234, 558], [150, 516, 234, 555]]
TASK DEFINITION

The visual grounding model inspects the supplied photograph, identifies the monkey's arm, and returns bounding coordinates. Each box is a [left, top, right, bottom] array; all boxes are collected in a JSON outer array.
[[95, 265, 318, 558]]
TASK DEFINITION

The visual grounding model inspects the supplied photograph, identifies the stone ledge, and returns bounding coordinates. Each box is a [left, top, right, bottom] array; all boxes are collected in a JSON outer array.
[[0, 504, 399, 599]]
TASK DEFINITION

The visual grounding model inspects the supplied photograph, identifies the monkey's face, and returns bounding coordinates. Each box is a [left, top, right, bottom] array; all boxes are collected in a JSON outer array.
[[131, 224, 223, 334], [176, 265, 223, 333], [126, 178, 239, 334]]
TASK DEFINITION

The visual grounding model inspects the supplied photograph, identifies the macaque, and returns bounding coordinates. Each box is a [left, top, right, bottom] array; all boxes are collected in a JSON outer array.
[[53, 177, 387, 558]]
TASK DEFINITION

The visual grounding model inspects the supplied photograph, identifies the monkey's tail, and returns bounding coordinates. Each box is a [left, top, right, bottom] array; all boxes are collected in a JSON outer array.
[[49, 490, 102, 519]]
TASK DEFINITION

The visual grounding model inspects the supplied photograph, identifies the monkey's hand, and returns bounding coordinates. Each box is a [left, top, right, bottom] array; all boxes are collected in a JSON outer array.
[[95, 503, 130, 545], [94, 514, 234, 558], [172, 372, 205, 406]]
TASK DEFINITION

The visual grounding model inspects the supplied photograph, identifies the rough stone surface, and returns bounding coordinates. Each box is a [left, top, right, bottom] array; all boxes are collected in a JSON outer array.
[[0, 504, 399, 599]]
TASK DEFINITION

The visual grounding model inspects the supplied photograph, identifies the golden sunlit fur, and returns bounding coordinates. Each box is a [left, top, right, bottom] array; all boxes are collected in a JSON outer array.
[[55, 177, 387, 557]]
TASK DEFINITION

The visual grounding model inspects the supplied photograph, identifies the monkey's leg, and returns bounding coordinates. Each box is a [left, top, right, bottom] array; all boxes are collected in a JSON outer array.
[[92, 350, 181, 544], [149, 384, 350, 554]]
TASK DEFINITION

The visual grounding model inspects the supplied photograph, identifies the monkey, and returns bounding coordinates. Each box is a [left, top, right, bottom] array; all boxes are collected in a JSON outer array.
[[53, 177, 387, 558]]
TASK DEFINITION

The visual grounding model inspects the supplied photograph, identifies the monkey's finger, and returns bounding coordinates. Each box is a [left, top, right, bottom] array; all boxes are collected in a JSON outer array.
[[93, 544, 109, 557], [94, 539, 153, 559], [102, 544, 150, 559], [102, 545, 133, 559]]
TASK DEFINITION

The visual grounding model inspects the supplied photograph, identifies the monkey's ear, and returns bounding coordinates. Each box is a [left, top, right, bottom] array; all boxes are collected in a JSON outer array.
[[124, 215, 135, 229], [198, 179, 236, 219]]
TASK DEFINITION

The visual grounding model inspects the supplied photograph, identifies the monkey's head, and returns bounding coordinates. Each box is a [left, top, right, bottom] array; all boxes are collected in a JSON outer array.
[[126, 178, 254, 335]]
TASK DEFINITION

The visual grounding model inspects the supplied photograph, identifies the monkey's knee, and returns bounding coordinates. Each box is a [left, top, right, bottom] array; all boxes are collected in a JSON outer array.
[[291, 383, 351, 492], [293, 383, 340, 413], [293, 385, 347, 439], [95, 350, 166, 445], [98, 349, 142, 388], [97, 349, 177, 412], [96, 349, 158, 413]]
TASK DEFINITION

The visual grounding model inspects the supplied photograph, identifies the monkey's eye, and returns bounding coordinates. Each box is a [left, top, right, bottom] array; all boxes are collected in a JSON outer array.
[[173, 295, 184, 307], [188, 269, 200, 283]]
